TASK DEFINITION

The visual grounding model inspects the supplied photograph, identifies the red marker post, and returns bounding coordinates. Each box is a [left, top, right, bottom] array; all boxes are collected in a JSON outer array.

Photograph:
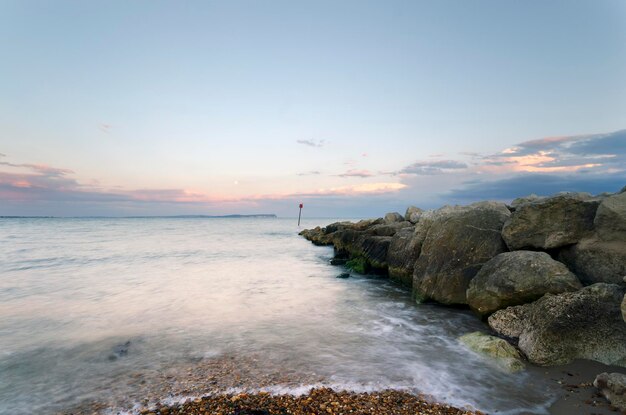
[[298, 203, 303, 226]]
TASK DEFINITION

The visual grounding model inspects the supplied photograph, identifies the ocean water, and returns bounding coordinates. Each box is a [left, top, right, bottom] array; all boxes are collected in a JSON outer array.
[[0, 217, 559, 415]]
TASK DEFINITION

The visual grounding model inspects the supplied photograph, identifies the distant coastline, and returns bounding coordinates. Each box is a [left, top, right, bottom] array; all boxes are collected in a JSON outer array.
[[0, 214, 278, 219]]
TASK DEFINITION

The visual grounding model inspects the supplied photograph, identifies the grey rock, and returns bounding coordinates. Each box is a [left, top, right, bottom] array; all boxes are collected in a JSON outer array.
[[558, 237, 626, 285], [412, 201, 510, 305], [467, 251, 582, 317], [488, 283, 626, 366], [405, 206, 424, 223], [459, 331, 525, 372], [622, 293, 626, 323], [594, 372, 626, 411], [502, 193, 600, 250], [510, 194, 546, 209], [594, 191, 626, 242], [358, 235, 392, 270], [387, 226, 420, 288], [368, 222, 413, 237], [336, 272, 350, 279], [384, 212, 405, 224]]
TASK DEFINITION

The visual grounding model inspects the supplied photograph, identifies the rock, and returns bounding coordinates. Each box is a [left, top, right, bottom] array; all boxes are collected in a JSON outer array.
[[622, 292, 626, 323], [405, 206, 423, 223], [299, 226, 327, 245], [467, 251, 582, 317], [387, 226, 421, 288], [336, 272, 350, 279], [558, 237, 626, 285], [488, 283, 626, 366], [501, 193, 600, 250], [384, 212, 404, 224], [109, 340, 131, 361], [368, 222, 413, 237], [510, 194, 545, 209], [329, 258, 347, 266], [412, 201, 510, 305], [352, 218, 384, 230], [459, 332, 525, 372], [594, 372, 626, 411], [594, 191, 626, 242], [358, 236, 392, 270]]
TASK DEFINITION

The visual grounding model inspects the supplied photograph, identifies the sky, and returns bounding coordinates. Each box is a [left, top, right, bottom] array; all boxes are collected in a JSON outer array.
[[1, 0, 625, 217]]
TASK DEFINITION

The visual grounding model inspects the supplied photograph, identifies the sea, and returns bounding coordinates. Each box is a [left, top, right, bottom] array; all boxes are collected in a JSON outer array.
[[0, 217, 562, 415]]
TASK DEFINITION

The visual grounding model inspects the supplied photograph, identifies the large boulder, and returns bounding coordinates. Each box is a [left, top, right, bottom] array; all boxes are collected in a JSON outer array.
[[558, 237, 626, 285], [501, 193, 600, 250], [594, 372, 626, 411], [387, 226, 420, 287], [622, 291, 626, 323], [368, 221, 413, 237], [488, 283, 626, 366], [459, 332, 525, 372], [467, 251, 582, 318], [412, 202, 510, 305], [509, 194, 545, 209], [594, 192, 626, 242], [358, 235, 392, 271], [384, 212, 404, 224], [405, 206, 423, 223]]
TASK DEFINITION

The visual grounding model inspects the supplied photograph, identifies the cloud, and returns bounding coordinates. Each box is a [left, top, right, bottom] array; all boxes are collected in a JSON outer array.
[[337, 169, 374, 178], [0, 154, 408, 217], [478, 130, 626, 174], [299, 182, 407, 196], [446, 172, 625, 202], [398, 160, 468, 175], [296, 170, 321, 176], [296, 139, 325, 148], [99, 124, 112, 134]]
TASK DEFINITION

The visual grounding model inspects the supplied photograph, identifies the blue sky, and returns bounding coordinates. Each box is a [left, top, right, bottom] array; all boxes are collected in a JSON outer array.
[[1, 1, 625, 217]]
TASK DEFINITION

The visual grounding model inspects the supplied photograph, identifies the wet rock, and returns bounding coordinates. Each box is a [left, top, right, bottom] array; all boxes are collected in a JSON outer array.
[[488, 283, 626, 366], [558, 237, 626, 285], [384, 212, 404, 224], [501, 193, 600, 250], [299, 226, 334, 246], [359, 236, 392, 271], [594, 191, 626, 242], [467, 251, 582, 318], [459, 332, 525, 372], [109, 340, 131, 361], [594, 372, 626, 411], [387, 226, 421, 287], [622, 290, 626, 323], [405, 206, 423, 223], [412, 202, 510, 305], [329, 258, 347, 266], [368, 221, 412, 237], [336, 272, 350, 279]]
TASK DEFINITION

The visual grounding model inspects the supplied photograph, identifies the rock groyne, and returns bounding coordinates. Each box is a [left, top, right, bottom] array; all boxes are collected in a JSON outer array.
[[300, 187, 626, 370]]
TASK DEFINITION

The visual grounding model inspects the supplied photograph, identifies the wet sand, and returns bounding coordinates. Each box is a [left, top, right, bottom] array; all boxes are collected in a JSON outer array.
[[546, 360, 625, 415]]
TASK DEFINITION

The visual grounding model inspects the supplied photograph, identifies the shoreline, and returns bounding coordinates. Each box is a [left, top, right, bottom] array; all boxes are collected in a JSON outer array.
[[136, 388, 484, 415], [55, 351, 622, 415]]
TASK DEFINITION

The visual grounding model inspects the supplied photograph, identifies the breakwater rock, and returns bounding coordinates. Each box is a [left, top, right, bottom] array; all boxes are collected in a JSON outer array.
[[299, 187, 626, 368]]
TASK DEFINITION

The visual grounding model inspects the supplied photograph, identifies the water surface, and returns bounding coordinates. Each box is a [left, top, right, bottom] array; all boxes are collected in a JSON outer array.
[[0, 217, 557, 414]]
